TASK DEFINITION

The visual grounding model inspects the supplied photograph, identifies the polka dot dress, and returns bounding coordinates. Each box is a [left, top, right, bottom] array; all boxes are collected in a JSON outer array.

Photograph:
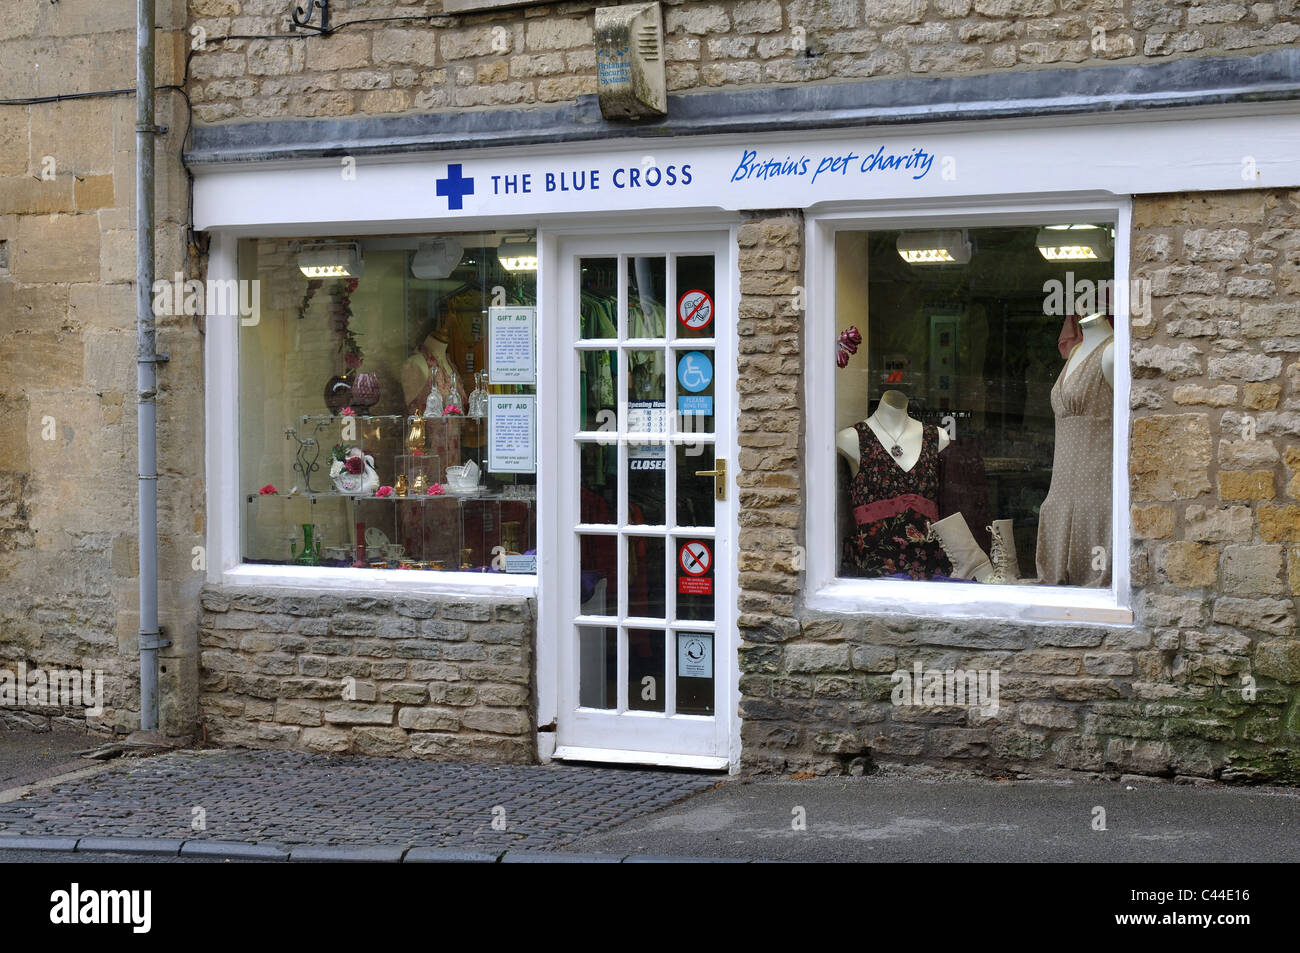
[[1036, 337, 1113, 587]]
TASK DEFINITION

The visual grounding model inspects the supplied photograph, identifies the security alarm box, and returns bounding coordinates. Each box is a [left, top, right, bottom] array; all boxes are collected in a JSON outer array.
[[594, 2, 667, 119]]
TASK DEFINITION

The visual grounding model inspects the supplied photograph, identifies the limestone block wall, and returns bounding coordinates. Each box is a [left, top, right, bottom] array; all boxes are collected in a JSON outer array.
[[198, 586, 537, 762], [0, 2, 198, 736], [186, 0, 1300, 121], [736, 194, 1300, 784]]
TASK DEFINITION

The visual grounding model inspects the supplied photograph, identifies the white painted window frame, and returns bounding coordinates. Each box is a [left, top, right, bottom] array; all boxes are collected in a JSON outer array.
[[803, 197, 1134, 626], [203, 229, 542, 600]]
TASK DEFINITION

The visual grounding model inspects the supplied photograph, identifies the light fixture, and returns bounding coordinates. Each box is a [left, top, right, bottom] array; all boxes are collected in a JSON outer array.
[[498, 236, 538, 272], [1036, 224, 1113, 262], [896, 230, 971, 265], [297, 242, 363, 278], [411, 238, 464, 279]]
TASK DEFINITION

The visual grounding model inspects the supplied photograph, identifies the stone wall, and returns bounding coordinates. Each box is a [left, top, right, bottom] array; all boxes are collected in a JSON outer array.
[[187, 0, 1300, 121], [737, 191, 1300, 784], [198, 585, 537, 761], [0, 2, 197, 736]]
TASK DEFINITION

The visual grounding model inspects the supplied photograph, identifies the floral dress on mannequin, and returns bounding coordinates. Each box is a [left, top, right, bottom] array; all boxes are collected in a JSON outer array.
[[841, 421, 952, 580]]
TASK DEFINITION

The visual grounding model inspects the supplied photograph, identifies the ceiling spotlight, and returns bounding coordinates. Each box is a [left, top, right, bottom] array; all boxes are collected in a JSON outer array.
[[411, 238, 464, 280], [297, 242, 363, 278], [498, 236, 538, 272], [1036, 225, 1113, 262], [896, 230, 972, 265]]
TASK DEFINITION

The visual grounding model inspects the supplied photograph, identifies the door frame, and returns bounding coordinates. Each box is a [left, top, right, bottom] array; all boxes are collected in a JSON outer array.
[[536, 221, 741, 771]]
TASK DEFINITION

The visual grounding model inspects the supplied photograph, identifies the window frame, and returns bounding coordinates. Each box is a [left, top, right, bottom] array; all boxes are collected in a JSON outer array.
[[203, 229, 542, 598], [803, 199, 1134, 625]]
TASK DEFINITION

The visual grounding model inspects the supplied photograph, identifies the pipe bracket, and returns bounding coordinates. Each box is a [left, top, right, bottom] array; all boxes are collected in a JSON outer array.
[[139, 628, 172, 652]]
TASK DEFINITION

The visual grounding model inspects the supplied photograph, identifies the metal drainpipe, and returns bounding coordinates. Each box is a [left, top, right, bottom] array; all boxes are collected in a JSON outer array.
[[136, 0, 168, 732]]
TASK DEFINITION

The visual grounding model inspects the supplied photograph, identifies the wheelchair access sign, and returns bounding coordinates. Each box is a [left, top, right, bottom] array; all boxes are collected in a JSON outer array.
[[677, 351, 713, 416]]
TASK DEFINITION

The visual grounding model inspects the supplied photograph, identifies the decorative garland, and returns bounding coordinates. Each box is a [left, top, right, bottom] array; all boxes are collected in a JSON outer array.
[[297, 276, 363, 370], [836, 325, 862, 368], [329, 277, 363, 369]]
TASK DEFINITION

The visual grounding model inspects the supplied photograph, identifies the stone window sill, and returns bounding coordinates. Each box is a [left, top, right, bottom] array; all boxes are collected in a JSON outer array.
[[221, 563, 538, 600], [805, 577, 1133, 626]]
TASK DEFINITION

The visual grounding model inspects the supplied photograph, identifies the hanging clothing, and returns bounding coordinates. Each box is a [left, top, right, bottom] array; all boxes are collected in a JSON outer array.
[[937, 436, 992, 557], [841, 422, 951, 580], [1036, 336, 1113, 587]]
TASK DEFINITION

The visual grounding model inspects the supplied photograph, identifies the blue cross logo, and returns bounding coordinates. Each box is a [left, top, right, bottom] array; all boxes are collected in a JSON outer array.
[[436, 163, 475, 211]]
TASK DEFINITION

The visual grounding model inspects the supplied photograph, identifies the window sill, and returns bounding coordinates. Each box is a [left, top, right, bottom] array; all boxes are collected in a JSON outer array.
[[219, 563, 538, 600], [805, 577, 1132, 626]]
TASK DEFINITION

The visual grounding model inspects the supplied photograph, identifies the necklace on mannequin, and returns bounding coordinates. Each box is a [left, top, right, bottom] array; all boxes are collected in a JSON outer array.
[[877, 419, 907, 458]]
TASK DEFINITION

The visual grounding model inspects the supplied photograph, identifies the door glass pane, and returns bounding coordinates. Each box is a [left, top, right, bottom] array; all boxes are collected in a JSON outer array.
[[628, 628, 666, 712], [676, 444, 715, 529], [627, 453, 665, 526], [627, 535, 666, 619], [579, 534, 617, 616], [580, 349, 617, 430], [627, 348, 666, 406], [579, 626, 617, 709], [675, 631, 714, 715], [675, 255, 715, 339], [627, 347, 667, 525], [627, 257, 666, 338], [580, 258, 617, 338], [674, 346, 715, 434], [580, 443, 618, 525], [675, 535, 715, 621]]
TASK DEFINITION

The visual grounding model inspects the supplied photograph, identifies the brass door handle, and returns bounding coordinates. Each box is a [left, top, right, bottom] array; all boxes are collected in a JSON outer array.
[[694, 458, 726, 501]]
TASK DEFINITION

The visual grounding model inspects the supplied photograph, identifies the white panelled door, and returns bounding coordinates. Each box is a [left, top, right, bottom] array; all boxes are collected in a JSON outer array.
[[552, 232, 734, 769]]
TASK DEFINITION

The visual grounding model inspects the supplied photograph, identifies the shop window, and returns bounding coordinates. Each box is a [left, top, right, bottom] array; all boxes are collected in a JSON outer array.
[[238, 232, 538, 575], [833, 223, 1117, 589]]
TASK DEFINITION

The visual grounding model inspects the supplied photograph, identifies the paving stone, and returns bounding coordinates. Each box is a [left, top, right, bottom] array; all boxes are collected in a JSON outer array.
[[0, 750, 717, 852]]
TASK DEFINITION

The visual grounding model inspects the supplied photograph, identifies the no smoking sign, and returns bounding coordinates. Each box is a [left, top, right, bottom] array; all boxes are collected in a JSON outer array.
[[677, 289, 713, 332], [678, 539, 713, 595]]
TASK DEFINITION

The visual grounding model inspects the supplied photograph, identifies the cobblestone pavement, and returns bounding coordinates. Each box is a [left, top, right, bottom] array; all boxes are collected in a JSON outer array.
[[0, 749, 720, 851]]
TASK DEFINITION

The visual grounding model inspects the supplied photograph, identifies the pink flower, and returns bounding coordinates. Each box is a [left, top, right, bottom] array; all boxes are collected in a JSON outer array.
[[376, 485, 393, 498], [259, 484, 278, 495], [344, 352, 363, 370], [411, 448, 425, 457], [345, 456, 365, 475], [443, 404, 462, 416], [426, 483, 445, 496], [341, 407, 355, 416]]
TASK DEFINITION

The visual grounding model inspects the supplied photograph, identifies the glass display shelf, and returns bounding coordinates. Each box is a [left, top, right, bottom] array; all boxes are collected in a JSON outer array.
[[258, 407, 533, 572]]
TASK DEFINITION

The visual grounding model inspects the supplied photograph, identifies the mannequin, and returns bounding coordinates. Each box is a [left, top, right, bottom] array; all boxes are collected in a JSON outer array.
[[838, 389, 954, 580], [1062, 312, 1115, 388], [1035, 311, 1115, 587], [401, 330, 463, 414], [837, 390, 950, 477]]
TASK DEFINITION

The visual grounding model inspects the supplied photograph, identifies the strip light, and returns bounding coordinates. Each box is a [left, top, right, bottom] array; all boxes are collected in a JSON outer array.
[[298, 242, 363, 278], [498, 236, 538, 272], [1036, 225, 1113, 262], [896, 230, 971, 265]]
